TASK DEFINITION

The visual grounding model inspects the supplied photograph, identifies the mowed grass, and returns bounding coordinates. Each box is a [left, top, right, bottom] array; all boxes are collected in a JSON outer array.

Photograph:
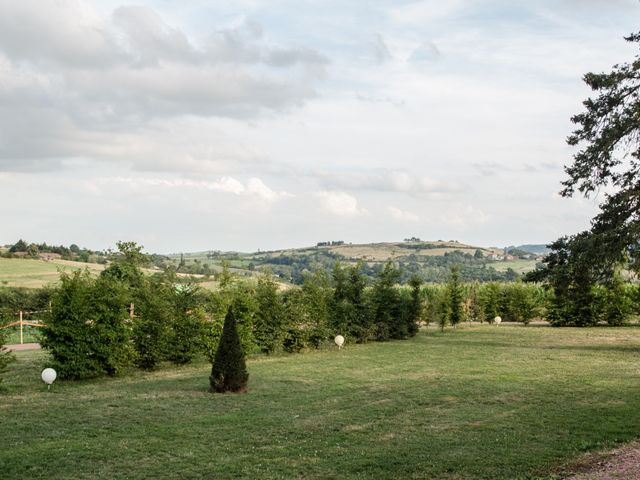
[[0, 258, 105, 288], [2, 326, 640, 479]]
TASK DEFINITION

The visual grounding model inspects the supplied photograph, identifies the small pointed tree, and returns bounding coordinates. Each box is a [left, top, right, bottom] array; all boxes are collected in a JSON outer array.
[[209, 306, 249, 393]]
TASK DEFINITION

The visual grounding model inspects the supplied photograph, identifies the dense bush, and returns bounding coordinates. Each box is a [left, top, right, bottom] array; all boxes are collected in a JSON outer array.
[[167, 285, 207, 365], [0, 326, 15, 386], [253, 274, 285, 354], [0, 287, 51, 321], [20, 241, 640, 385], [41, 271, 133, 379]]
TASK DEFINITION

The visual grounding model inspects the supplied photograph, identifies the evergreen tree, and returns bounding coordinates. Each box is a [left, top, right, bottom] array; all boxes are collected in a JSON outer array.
[[371, 262, 402, 340], [407, 275, 423, 336], [168, 284, 207, 365], [209, 306, 249, 393], [446, 265, 464, 329]]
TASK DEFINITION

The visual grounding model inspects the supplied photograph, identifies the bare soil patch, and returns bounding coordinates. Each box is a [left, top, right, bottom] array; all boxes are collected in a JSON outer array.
[[5, 343, 40, 351], [561, 441, 640, 479]]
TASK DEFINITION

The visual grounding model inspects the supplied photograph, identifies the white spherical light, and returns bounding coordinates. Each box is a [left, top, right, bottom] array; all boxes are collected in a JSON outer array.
[[494, 316, 502, 325], [41, 368, 57, 386], [334, 335, 345, 348]]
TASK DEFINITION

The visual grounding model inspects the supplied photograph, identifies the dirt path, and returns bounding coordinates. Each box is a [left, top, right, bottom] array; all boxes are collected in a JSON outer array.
[[5, 343, 40, 351], [562, 441, 640, 479]]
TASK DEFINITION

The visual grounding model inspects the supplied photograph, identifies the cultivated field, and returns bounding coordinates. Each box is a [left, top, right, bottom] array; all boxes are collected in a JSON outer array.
[[0, 258, 105, 288], [2, 325, 640, 479], [492, 259, 539, 274]]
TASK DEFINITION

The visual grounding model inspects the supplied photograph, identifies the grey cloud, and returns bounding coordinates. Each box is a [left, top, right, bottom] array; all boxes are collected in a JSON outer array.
[[0, 0, 119, 68], [112, 6, 198, 67], [0, 1, 328, 171]]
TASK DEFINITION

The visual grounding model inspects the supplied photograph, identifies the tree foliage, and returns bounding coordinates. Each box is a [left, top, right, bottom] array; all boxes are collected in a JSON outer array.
[[446, 266, 464, 329], [41, 270, 133, 379], [533, 33, 640, 324], [0, 327, 15, 386]]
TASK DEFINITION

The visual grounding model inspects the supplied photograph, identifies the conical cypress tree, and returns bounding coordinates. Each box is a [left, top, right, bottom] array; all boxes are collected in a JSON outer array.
[[209, 306, 249, 393]]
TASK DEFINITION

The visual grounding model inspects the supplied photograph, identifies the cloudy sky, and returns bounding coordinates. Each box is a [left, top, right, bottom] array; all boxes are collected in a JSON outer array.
[[0, 0, 638, 253]]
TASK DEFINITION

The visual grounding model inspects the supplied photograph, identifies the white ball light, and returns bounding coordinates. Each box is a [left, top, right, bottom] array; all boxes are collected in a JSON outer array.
[[334, 335, 345, 348], [494, 316, 502, 325], [41, 368, 57, 386]]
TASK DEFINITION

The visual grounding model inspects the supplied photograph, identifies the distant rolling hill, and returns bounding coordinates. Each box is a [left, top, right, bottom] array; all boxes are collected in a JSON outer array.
[[0, 239, 544, 290], [170, 240, 542, 285]]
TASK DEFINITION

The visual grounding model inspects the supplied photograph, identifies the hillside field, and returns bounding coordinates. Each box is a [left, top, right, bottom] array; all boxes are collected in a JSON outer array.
[[2, 325, 640, 479], [0, 257, 106, 288]]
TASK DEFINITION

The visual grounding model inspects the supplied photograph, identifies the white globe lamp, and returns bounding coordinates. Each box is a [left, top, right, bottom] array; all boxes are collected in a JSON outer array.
[[41, 368, 57, 390], [334, 335, 345, 349]]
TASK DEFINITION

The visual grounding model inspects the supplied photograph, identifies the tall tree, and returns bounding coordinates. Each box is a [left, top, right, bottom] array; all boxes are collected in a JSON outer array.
[[559, 33, 640, 274], [446, 265, 464, 329], [529, 33, 640, 324], [407, 274, 423, 336]]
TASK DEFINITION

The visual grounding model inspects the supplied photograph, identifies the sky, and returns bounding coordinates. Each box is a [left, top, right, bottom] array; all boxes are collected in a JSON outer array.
[[0, 0, 638, 253]]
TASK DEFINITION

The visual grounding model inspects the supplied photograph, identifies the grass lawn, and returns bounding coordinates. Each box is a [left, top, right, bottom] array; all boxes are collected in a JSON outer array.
[[2, 325, 640, 479]]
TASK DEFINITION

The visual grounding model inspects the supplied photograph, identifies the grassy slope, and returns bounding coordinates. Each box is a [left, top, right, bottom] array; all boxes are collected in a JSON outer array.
[[2, 325, 640, 479], [0, 258, 105, 288], [492, 259, 539, 274]]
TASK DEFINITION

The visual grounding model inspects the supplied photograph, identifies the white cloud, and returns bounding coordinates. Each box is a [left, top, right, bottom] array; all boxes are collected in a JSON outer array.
[[388, 206, 420, 222], [443, 205, 491, 228], [389, 0, 468, 25], [316, 191, 368, 218], [100, 175, 291, 203], [313, 169, 459, 197]]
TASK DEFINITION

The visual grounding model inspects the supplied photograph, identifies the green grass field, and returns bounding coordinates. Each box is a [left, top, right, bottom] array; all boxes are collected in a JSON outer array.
[[0, 257, 105, 288], [491, 259, 538, 274], [2, 325, 640, 479]]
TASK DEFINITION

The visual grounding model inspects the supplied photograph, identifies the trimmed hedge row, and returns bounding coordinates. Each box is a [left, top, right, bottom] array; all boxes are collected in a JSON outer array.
[[27, 259, 640, 381]]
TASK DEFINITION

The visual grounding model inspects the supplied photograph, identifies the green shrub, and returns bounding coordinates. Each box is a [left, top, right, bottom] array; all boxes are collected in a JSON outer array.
[[132, 275, 174, 370], [405, 275, 423, 336], [300, 269, 332, 347], [41, 270, 133, 379], [0, 327, 15, 386], [598, 275, 633, 326], [167, 285, 207, 365], [202, 283, 257, 360], [253, 274, 285, 354], [446, 266, 464, 329], [209, 307, 249, 393]]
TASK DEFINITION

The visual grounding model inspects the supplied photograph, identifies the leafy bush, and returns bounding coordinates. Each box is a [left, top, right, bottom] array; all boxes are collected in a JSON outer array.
[[0, 327, 15, 386], [41, 271, 133, 379], [167, 285, 207, 365], [253, 274, 285, 354], [132, 274, 174, 370]]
